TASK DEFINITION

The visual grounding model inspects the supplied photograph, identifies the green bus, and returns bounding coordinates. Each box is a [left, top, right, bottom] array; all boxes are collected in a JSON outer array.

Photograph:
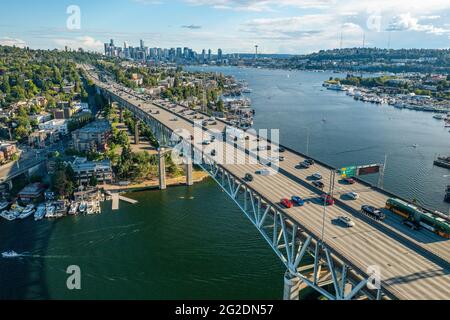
[[386, 198, 450, 239]]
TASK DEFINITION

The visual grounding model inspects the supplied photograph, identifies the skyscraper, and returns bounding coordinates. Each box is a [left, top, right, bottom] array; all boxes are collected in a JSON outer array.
[[208, 49, 212, 61], [217, 49, 223, 61], [140, 39, 145, 50]]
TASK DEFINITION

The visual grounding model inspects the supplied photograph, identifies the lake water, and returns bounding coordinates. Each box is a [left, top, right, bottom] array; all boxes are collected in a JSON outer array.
[[0, 67, 448, 300]]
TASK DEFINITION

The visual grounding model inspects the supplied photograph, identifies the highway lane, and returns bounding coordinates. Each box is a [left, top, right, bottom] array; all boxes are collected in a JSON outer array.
[[85, 68, 450, 300]]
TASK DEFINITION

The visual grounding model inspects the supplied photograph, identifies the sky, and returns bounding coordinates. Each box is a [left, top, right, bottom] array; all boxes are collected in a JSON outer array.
[[0, 0, 449, 54]]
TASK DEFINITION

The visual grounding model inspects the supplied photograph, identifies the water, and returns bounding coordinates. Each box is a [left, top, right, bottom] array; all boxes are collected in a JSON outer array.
[[188, 66, 450, 213], [1, 67, 449, 300], [0, 181, 284, 299]]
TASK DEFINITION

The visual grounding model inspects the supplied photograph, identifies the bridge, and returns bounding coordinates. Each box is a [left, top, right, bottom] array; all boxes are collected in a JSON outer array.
[[82, 65, 450, 300]]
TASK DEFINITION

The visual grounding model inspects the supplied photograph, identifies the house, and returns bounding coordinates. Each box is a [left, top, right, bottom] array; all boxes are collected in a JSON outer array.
[[0, 143, 17, 160], [73, 187, 100, 202]]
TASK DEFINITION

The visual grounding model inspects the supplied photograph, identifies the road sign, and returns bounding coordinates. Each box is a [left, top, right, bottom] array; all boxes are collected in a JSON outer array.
[[339, 166, 357, 178], [357, 164, 381, 176]]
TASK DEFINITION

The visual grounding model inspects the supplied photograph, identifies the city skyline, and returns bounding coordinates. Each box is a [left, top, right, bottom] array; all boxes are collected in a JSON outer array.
[[0, 0, 449, 54]]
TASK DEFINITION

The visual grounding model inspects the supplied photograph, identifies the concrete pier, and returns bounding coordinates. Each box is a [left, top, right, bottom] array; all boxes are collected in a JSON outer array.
[[158, 148, 167, 190], [135, 121, 140, 145], [185, 162, 193, 186], [283, 271, 301, 300]]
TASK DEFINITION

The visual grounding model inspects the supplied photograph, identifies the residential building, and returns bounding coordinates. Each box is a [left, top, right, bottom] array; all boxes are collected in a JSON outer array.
[[70, 120, 112, 152], [70, 157, 113, 185]]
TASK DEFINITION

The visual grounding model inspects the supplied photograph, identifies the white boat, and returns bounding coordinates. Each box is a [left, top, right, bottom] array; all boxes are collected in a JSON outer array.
[[34, 205, 46, 221], [433, 114, 444, 120], [0, 210, 16, 221], [79, 202, 87, 214], [0, 201, 9, 211], [68, 203, 79, 215], [45, 205, 56, 218], [2, 251, 20, 258], [86, 202, 95, 215], [19, 204, 35, 219]]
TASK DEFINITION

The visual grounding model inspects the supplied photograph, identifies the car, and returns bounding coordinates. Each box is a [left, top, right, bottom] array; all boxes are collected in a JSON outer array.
[[312, 172, 323, 180], [361, 205, 385, 221], [244, 174, 254, 182], [321, 194, 335, 206], [202, 140, 211, 145], [279, 156, 285, 162], [312, 181, 325, 189], [211, 150, 217, 157], [344, 177, 356, 185], [256, 168, 276, 176], [402, 219, 421, 231], [278, 147, 286, 153], [299, 162, 310, 169], [291, 196, 305, 206], [304, 159, 315, 165], [338, 216, 355, 228], [281, 198, 293, 209], [346, 192, 360, 200]]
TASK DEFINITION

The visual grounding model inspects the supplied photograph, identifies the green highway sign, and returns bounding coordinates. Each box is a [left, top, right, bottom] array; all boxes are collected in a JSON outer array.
[[340, 166, 357, 178]]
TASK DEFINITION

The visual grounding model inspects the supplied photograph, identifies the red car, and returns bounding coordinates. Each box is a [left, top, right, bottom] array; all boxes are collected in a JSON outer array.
[[321, 194, 335, 206], [281, 198, 293, 209], [344, 178, 356, 185]]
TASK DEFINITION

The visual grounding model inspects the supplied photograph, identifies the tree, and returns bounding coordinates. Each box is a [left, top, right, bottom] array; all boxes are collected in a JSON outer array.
[[89, 175, 98, 187]]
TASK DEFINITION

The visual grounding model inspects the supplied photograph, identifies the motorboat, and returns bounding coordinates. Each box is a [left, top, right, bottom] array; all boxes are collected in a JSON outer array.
[[68, 202, 79, 215], [2, 251, 20, 258], [45, 205, 56, 218], [79, 202, 87, 214], [0, 210, 16, 221], [34, 205, 46, 221], [19, 204, 35, 219], [0, 201, 10, 211]]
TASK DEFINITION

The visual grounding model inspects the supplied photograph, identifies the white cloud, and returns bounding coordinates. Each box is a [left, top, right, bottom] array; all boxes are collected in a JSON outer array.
[[387, 13, 450, 35], [185, 0, 335, 11], [53, 36, 103, 52], [0, 37, 27, 48]]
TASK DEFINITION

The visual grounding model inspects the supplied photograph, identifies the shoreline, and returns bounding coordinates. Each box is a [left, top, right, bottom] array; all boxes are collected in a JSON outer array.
[[99, 170, 210, 194]]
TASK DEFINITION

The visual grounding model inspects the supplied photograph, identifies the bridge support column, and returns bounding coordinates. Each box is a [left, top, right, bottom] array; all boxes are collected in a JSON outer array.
[[119, 107, 124, 123], [158, 148, 167, 190], [135, 121, 140, 145], [283, 271, 301, 301], [185, 162, 193, 186]]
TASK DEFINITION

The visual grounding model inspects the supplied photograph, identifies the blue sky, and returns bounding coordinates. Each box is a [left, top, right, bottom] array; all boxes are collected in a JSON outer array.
[[0, 0, 449, 54]]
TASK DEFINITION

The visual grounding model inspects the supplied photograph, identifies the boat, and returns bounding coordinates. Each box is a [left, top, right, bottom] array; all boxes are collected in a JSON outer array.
[[0, 201, 10, 211], [2, 251, 20, 258], [79, 202, 87, 214], [412, 144, 419, 148], [34, 205, 46, 221], [0, 210, 16, 221], [68, 202, 79, 215], [18, 204, 35, 219], [433, 114, 444, 120], [445, 186, 450, 203], [45, 205, 56, 218], [86, 202, 95, 215], [434, 156, 450, 169]]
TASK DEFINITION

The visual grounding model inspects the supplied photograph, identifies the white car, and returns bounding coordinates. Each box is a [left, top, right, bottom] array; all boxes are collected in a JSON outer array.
[[256, 168, 276, 176], [346, 192, 360, 200], [338, 216, 355, 228], [312, 172, 323, 180]]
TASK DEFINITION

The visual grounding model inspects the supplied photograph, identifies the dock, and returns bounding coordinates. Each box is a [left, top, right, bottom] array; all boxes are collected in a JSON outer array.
[[111, 193, 138, 210]]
